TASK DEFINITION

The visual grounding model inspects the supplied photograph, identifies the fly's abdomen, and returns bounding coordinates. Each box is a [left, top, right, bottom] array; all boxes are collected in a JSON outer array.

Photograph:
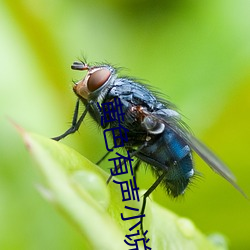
[[163, 129, 194, 196], [137, 128, 194, 197], [165, 153, 193, 197]]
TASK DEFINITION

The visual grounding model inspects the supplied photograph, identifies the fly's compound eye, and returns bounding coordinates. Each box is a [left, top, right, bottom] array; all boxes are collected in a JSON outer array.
[[87, 68, 111, 92]]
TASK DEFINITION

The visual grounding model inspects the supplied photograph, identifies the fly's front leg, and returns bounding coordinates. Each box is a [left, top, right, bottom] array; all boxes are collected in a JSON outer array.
[[52, 99, 89, 141]]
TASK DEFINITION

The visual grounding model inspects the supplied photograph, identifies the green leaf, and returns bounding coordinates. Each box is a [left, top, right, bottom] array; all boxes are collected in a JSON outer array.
[[19, 127, 227, 250]]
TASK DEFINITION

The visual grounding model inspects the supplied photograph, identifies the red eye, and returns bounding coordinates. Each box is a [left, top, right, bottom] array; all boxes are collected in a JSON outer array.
[[87, 68, 111, 92]]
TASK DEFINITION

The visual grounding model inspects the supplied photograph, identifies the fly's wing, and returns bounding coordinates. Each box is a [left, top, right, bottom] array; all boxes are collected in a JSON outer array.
[[150, 110, 247, 198], [182, 131, 247, 196], [171, 123, 247, 198]]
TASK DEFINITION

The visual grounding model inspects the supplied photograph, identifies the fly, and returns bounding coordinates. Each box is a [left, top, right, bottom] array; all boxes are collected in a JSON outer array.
[[52, 60, 247, 232]]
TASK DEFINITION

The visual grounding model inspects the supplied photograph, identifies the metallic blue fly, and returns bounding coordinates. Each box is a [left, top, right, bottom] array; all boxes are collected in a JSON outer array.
[[52, 60, 246, 226]]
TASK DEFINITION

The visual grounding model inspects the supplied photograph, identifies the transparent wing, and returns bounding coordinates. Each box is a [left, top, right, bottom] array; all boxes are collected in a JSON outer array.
[[169, 121, 247, 198], [146, 110, 247, 198]]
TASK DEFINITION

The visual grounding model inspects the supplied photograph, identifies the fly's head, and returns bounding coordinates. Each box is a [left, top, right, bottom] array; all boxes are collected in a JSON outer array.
[[72, 61, 116, 101]]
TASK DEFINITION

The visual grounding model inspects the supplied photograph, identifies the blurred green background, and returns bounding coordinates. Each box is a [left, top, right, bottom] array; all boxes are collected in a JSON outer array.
[[1, 0, 250, 249]]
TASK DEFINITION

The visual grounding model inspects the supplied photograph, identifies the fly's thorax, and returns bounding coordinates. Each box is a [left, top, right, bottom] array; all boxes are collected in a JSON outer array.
[[140, 108, 181, 135]]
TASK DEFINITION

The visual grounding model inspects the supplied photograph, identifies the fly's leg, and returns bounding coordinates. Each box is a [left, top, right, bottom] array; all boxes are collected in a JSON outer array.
[[106, 172, 114, 184], [106, 144, 146, 184], [140, 171, 167, 236], [106, 156, 125, 184], [133, 160, 141, 181], [52, 99, 89, 141], [96, 149, 113, 165], [106, 159, 141, 185]]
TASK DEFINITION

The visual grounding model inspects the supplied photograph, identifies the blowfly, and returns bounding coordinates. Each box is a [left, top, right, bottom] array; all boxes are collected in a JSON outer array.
[[52, 60, 246, 228]]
